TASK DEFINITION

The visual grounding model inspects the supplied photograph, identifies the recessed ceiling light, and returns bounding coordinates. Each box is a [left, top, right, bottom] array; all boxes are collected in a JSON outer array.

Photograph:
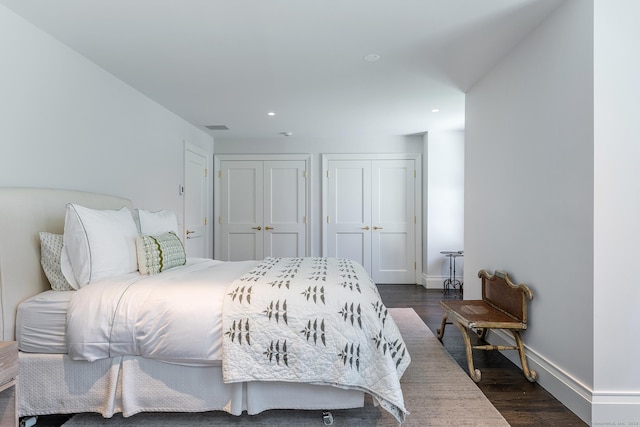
[[363, 53, 381, 62], [431, 109, 440, 113], [268, 112, 276, 116]]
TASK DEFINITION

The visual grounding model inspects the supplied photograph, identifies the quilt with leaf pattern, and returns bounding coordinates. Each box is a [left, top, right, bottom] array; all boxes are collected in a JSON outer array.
[[222, 257, 410, 423]]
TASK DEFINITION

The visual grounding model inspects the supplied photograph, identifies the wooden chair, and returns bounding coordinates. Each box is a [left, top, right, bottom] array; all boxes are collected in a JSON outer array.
[[437, 269, 537, 383]]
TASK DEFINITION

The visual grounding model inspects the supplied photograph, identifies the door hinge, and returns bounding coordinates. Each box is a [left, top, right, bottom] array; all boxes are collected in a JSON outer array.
[[218, 216, 222, 224], [414, 261, 416, 270], [327, 216, 330, 223], [204, 217, 208, 226], [218, 170, 222, 178], [303, 215, 307, 224], [205, 168, 208, 177], [414, 215, 416, 224], [303, 170, 307, 179], [326, 170, 330, 178], [414, 169, 416, 178]]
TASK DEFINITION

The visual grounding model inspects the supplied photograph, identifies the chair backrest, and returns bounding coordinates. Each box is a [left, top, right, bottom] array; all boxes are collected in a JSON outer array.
[[479, 269, 533, 323]]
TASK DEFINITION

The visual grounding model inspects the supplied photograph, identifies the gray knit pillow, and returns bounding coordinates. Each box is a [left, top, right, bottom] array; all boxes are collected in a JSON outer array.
[[39, 232, 74, 291]]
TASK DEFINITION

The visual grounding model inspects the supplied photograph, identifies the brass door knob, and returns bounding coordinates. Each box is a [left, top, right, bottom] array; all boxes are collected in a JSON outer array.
[[252, 226, 262, 231]]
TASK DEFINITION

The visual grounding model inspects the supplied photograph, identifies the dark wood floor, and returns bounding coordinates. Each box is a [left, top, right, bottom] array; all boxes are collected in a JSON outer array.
[[378, 284, 587, 427], [28, 285, 587, 427]]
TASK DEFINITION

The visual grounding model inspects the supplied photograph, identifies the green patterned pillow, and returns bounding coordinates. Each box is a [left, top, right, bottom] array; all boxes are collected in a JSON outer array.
[[136, 231, 186, 275]]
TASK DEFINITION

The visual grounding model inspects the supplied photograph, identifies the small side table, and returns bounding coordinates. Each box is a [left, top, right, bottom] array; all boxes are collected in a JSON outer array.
[[0, 341, 18, 427], [441, 251, 463, 296]]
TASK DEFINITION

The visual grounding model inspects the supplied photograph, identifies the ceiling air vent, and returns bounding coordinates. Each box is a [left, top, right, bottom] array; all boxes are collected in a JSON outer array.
[[205, 125, 229, 130]]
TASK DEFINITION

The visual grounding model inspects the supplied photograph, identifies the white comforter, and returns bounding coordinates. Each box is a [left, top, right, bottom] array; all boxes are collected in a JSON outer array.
[[222, 257, 410, 422], [66, 257, 410, 422], [67, 258, 258, 364]]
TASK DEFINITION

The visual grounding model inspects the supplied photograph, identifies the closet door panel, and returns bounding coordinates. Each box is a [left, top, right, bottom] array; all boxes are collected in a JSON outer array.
[[263, 160, 306, 257], [267, 164, 299, 223], [334, 166, 368, 224], [266, 232, 300, 258], [325, 160, 371, 273], [334, 233, 368, 268], [219, 160, 264, 261], [227, 233, 261, 261], [371, 160, 415, 283]]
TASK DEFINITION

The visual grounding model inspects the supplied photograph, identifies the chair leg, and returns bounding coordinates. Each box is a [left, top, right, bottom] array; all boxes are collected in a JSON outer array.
[[436, 313, 448, 339], [477, 328, 488, 340], [453, 321, 482, 382], [512, 330, 537, 382]]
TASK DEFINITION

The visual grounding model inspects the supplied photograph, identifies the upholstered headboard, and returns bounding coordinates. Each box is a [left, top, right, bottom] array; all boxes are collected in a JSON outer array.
[[0, 188, 133, 341]]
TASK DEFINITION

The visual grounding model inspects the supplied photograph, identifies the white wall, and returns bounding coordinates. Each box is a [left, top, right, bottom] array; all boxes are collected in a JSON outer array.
[[423, 130, 465, 289], [465, 0, 594, 422], [0, 5, 214, 250], [593, 0, 640, 423], [214, 135, 424, 259]]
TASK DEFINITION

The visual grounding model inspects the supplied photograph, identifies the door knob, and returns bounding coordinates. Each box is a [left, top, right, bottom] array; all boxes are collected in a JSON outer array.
[[252, 226, 262, 231], [265, 226, 274, 230], [361, 226, 370, 230], [186, 230, 195, 235], [373, 226, 383, 230]]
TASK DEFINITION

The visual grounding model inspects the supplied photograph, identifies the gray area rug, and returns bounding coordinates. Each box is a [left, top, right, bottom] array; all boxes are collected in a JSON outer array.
[[63, 308, 508, 426]]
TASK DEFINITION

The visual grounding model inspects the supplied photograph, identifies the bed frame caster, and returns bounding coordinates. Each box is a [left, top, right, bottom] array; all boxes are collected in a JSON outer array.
[[19, 417, 38, 427], [323, 411, 334, 425]]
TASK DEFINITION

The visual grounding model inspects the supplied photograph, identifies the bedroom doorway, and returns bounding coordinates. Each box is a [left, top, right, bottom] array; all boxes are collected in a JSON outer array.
[[184, 142, 210, 258]]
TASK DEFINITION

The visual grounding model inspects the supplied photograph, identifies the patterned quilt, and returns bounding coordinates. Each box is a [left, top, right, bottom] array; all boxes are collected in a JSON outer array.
[[222, 257, 410, 423]]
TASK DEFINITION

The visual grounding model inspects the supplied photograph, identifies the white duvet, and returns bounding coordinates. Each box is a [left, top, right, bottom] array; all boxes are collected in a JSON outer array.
[[67, 258, 258, 364], [67, 257, 410, 422]]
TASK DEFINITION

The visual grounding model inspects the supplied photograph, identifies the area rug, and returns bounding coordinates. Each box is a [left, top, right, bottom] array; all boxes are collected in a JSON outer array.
[[63, 308, 508, 426]]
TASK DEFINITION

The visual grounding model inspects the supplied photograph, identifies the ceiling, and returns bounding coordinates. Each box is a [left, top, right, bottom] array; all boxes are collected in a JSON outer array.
[[0, 0, 563, 142]]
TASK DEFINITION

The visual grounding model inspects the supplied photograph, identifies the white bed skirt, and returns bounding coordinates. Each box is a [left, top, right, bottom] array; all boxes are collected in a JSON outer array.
[[18, 352, 365, 418]]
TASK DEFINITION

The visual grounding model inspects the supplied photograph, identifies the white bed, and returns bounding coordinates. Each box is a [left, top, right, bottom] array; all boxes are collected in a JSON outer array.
[[0, 188, 409, 422]]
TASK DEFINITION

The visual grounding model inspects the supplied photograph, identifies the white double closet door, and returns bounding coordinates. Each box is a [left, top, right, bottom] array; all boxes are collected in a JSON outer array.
[[323, 154, 421, 284], [215, 155, 309, 261]]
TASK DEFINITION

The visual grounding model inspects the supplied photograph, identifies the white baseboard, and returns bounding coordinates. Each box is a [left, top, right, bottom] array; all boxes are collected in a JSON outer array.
[[486, 329, 592, 424], [422, 274, 447, 290], [592, 391, 640, 425]]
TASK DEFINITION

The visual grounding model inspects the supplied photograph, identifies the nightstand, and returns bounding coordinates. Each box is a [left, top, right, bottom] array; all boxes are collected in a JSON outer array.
[[0, 341, 18, 427]]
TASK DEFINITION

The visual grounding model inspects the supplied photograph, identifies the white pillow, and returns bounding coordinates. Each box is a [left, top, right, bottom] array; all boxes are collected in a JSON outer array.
[[39, 232, 75, 291], [61, 204, 138, 289], [137, 209, 179, 236]]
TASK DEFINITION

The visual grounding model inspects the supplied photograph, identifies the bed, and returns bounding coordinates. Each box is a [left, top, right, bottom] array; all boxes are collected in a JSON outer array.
[[0, 188, 409, 423]]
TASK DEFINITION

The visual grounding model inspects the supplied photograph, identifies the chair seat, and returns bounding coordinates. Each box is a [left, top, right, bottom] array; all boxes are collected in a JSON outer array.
[[439, 300, 526, 330]]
